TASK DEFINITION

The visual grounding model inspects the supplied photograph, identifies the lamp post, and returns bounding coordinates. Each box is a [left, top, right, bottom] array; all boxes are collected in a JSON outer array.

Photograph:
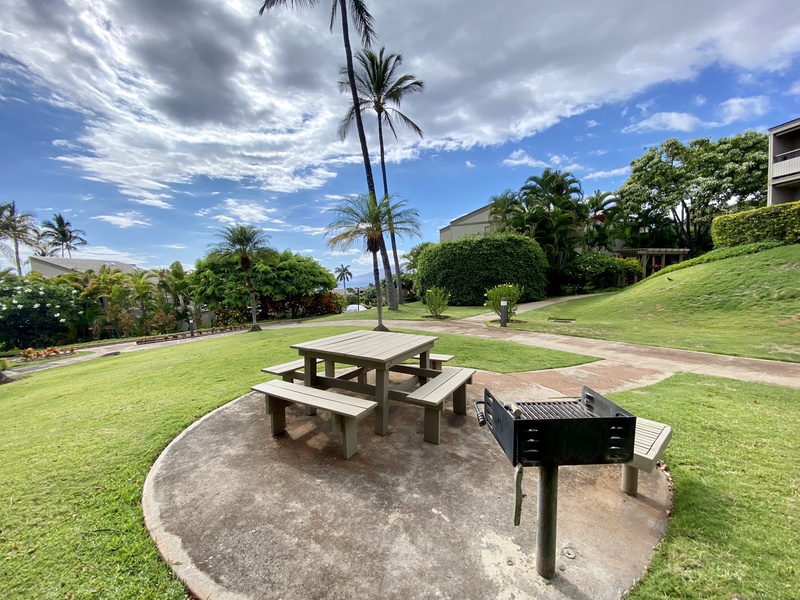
[[187, 305, 195, 337], [500, 297, 508, 327]]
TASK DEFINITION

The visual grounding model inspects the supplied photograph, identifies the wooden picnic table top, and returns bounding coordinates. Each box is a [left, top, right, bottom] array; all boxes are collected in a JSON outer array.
[[291, 330, 439, 369]]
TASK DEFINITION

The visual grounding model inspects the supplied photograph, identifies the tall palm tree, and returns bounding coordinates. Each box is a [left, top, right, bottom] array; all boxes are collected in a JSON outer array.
[[259, 0, 376, 197], [0, 201, 37, 275], [488, 190, 520, 231], [258, 1, 401, 310], [31, 228, 60, 257], [325, 194, 390, 330], [334, 263, 352, 297], [209, 224, 274, 332], [40, 213, 88, 258], [337, 48, 424, 303]]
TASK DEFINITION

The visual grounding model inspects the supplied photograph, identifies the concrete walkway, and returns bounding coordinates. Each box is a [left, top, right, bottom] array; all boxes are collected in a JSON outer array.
[[136, 302, 799, 599]]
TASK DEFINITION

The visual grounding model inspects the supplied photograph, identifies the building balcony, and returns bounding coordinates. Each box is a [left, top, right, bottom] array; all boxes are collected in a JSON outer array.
[[772, 152, 800, 180]]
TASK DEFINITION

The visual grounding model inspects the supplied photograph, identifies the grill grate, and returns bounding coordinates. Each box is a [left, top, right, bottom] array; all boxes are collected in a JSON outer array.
[[514, 400, 595, 421]]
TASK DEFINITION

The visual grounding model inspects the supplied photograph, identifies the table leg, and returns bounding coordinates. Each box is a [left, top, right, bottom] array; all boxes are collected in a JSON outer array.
[[374, 368, 389, 435], [418, 349, 431, 384], [303, 356, 318, 416]]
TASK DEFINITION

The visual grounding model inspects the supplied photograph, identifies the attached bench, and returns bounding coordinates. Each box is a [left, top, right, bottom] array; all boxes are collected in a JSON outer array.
[[261, 358, 322, 382], [251, 379, 377, 459], [621, 417, 673, 495], [400, 367, 475, 444], [413, 353, 454, 371]]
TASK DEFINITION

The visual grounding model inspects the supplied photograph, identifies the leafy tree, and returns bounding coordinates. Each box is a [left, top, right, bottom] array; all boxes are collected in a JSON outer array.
[[40, 213, 88, 258], [583, 190, 619, 251], [325, 194, 391, 329], [617, 131, 768, 257], [488, 190, 519, 230], [338, 47, 424, 303], [0, 201, 37, 275], [208, 224, 274, 331], [334, 263, 352, 295], [258, 250, 337, 318]]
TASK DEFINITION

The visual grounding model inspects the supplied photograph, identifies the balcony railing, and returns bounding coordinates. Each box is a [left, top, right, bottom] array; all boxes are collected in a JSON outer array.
[[773, 155, 800, 179]]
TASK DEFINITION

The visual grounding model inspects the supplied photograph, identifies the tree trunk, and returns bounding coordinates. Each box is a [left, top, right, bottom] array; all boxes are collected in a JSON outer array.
[[372, 251, 387, 331], [377, 115, 404, 304], [378, 234, 397, 309], [13, 238, 22, 275], [245, 272, 261, 332], [338, 0, 376, 198]]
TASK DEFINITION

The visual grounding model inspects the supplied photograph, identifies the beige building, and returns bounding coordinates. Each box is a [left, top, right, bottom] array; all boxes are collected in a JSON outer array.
[[29, 256, 139, 278], [768, 117, 800, 206], [439, 205, 492, 241]]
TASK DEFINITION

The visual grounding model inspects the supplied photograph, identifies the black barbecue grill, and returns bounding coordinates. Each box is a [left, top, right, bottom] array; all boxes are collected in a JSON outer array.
[[475, 386, 637, 579]]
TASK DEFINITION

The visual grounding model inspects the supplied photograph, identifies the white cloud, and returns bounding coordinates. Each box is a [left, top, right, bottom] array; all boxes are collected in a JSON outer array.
[[623, 112, 706, 133], [717, 96, 770, 124], [91, 211, 151, 228], [586, 119, 599, 128], [501, 149, 548, 168], [465, 160, 476, 169], [584, 167, 631, 180]]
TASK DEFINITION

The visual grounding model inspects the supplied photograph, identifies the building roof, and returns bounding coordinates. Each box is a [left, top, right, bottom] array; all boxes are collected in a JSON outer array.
[[29, 256, 139, 274]]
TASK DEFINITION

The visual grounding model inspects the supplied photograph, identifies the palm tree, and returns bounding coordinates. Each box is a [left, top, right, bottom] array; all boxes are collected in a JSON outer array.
[[258, 1, 402, 310], [30, 228, 60, 257], [40, 213, 88, 258], [488, 190, 521, 231], [325, 194, 390, 330], [0, 201, 37, 275], [209, 224, 274, 332], [337, 48, 424, 303], [259, 0, 377, 197], [334, 263, 352, 297], [380, 194, 421, 299]]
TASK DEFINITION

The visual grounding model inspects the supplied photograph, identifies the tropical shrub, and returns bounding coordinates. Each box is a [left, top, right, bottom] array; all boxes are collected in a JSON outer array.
[[416, 233, 547, 306], [424, 287, 450, 318], [711, 200, 800, 247], [484, 283, 523, 319], [563, 252, 644, 292], [0, 275, 83, 350]]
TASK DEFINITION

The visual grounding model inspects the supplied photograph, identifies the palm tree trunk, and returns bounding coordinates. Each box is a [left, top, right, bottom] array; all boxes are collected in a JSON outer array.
[[338, 0, 376, 198], [245, 272, 261, 332], [371, 251, 387, 331], [378, 235, 397, 309], [377, 115, 404, 305], [13, 238, 22, 275]]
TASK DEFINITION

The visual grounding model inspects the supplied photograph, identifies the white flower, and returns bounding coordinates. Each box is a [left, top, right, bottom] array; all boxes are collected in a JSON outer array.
[[59, 318, 66, 323], [33, 303, 40, 309], [54, 312, 60, 318]]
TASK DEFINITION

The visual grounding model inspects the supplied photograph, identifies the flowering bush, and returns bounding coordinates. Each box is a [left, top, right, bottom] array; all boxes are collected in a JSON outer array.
[[484, 283, 523, 319], [0, 275, 82, 350], [424, 287, 450, 318]]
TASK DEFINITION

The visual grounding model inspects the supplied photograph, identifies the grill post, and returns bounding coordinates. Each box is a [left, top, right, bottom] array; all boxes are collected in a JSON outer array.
[[536, 462, 558, 578]]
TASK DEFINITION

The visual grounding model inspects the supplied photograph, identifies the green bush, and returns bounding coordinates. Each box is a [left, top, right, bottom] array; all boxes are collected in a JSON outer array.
[[416, 233, 547, 306], [424, 287, 450, 318], [0, 357, 8, 372], [711, 201, 800, 247], [0, 275, 83, 350], [484, 283, 523, 319], [563, 252, 643, 292]]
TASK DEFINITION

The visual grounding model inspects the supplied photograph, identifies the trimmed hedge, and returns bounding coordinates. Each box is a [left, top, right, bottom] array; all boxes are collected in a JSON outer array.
[[416, 233, 547, 306], [563, 252, 644, 292], [711, 201, 800, 248]]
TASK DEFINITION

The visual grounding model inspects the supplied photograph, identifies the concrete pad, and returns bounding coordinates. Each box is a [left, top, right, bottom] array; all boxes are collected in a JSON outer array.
[[144, 379, 672, 600]]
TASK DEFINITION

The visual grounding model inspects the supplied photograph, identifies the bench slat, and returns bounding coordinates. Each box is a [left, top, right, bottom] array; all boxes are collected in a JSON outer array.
[[261, 358, 322, 376], [252, 381, 376, 418], [406, 367, 475, 404]]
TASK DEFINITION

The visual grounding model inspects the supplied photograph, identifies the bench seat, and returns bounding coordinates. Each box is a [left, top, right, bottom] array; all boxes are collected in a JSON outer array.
[[251, 380, 376, 459], [261, 358, 322, 381], [621, 417, 672, 495], [412, 353, 454, 370], [400, 367, 475, 444]]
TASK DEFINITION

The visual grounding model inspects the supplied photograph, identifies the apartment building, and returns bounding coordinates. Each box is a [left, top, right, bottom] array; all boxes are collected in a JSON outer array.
[[768, 117, 800, 206]]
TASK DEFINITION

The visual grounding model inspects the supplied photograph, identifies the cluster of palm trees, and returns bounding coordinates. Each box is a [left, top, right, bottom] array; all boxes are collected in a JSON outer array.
[[0, 202, 88, 275], [488, 168, 620, 273], [259, 1, 424, 323]]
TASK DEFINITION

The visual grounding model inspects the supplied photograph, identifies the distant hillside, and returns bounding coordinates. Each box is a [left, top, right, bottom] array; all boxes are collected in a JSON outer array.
[[516, 245, 800, 362]]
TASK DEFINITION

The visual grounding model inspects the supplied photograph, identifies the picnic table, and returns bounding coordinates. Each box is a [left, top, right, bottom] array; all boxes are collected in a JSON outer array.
[[291, 330, 439, 435]]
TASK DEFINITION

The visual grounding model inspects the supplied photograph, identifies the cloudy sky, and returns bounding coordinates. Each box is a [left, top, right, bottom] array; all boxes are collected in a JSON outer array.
[[2, 0, 800, 282]]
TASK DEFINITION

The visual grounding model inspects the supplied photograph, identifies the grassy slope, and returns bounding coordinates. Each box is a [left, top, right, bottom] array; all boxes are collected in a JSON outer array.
[[613, 375, 799, 599], [0, 327, 593, 599], [509, 244, 800, 362]]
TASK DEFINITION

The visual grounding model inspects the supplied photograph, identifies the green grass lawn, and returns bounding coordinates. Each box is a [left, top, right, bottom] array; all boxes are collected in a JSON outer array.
[[507, 245, 800, 362], [311, 300, 490, 322], [612, 374, 800, 599], [0, 326, 593, 599]]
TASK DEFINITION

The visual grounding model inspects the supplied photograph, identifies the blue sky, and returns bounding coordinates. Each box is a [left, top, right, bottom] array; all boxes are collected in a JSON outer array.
[[2, 0, 800, 286]]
